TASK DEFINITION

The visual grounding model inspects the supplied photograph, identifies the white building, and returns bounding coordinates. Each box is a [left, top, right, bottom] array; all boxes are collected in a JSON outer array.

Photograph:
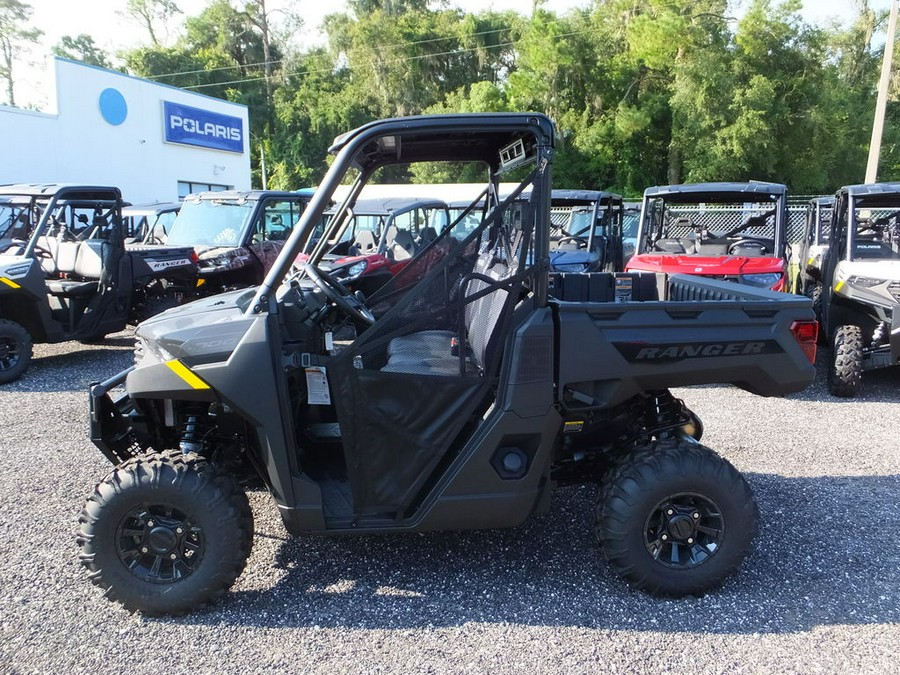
[[0, 57, 251, 204]]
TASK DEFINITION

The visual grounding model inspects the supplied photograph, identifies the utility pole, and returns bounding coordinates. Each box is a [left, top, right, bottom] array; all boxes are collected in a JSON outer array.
[[865, 0, 899, 183]]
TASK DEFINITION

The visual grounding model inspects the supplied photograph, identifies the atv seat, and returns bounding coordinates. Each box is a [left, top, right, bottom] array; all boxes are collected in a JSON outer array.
[[351, 230, 377, 255], [654, 238, 688, 253], [45, 240, 106, 298], [417, 227, 437, 248], [387, 228, 416, 261], [381, 252, 512, 376]]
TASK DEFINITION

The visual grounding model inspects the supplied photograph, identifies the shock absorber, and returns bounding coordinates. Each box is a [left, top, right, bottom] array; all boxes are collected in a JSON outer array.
[[178, 407, 213, 455], [645, 389, 686, 439]]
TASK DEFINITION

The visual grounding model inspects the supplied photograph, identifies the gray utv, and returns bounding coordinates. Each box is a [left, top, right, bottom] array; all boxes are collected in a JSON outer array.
[[0, 184, 196, 383], [80, 114, 818, 615]]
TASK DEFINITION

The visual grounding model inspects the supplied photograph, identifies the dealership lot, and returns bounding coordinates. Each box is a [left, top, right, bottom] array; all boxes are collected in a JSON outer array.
[[0, 334, 897, 674]]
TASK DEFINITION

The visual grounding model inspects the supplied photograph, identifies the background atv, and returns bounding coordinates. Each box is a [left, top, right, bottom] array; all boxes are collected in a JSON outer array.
[[626, 182, 789, 290], [80, 114, 817, 616], [307, 196, 451, 297], [820, 183, 900, 397], [162, 189, 315, 296], [547, 189, 625, 273], [792, 195, 834, 319], [122, 202, 182, 245], [0, 184, 196, 383]]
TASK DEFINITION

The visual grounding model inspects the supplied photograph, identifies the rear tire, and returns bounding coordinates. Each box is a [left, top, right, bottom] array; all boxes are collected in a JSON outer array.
[[0, 319, 33, 383], [77, 449, 253, 615], [595, 439, 758, 597], [827, 324, 863, 398]]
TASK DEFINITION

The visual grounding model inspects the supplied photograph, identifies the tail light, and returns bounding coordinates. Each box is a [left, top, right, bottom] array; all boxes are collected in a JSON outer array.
[[790, 320, 818, 364]]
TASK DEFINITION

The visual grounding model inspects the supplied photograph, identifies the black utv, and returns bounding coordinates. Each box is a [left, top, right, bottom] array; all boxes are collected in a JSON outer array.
[[81, 114, 818, 615], [161, 189, 315, 296], [819, 183, 900, 396], [0, 184, 196, 383]]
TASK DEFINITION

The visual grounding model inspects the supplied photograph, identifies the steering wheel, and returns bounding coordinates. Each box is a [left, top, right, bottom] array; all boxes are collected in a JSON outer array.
[[32, 243, 53, 259], [556, 235, 588, 248], [304, 264, 375, 326], [728, 239, 769, 255]]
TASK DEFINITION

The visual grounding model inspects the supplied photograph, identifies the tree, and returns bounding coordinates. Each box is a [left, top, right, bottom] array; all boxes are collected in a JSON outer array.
[[123, 0, 182, 47], [52, 35, 112, 68], [0, 0, 42, 107]]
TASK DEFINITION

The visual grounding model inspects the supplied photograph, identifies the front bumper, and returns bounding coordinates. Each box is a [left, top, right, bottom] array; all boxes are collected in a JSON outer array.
[[89, 367, 140, 465]]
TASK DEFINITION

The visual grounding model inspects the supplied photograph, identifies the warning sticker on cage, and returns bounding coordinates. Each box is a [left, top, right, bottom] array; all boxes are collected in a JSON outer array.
[[305, 366, 332, 405]]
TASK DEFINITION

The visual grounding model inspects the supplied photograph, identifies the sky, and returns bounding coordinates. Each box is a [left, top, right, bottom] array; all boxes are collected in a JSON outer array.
[[16, 0, 895, 109]]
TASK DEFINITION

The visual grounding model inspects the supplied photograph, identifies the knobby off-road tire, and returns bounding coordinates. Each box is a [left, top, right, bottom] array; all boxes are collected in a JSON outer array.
[[595, 439, 759, 597], [0, 318, 33, 384], [827, 324, 863, 398], [808, 284, 823, 329], [77, 449, 254, 615]]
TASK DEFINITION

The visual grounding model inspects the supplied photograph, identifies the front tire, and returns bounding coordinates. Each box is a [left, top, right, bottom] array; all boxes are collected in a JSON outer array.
[[0, 318, 33, 383], [595, 440, 758, 597], [808, 284, 823, 328], [77, 449, 253, 615], [827, 324, 863, 398]]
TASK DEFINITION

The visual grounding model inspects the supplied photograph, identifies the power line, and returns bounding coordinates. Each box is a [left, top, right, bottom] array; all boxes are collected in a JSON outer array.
[[148, 24, 528, 81], [179, 26, 601, 91]]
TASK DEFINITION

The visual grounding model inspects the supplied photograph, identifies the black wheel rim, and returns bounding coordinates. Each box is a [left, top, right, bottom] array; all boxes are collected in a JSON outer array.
[[0, 335, 19, 371], [115, 503, 204, 583], [644, 492, 724, 569]]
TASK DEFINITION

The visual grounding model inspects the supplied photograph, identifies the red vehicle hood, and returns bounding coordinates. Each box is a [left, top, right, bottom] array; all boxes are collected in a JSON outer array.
[[626, 254, 785, 276]]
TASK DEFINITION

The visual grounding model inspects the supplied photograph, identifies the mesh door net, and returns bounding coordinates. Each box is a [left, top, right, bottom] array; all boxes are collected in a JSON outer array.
[[327, 184, 538, 515]]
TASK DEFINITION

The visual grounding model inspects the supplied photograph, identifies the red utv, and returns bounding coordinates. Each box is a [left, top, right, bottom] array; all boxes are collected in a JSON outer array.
[[626, 182, 789, 290], [301, 197, 451, 297]]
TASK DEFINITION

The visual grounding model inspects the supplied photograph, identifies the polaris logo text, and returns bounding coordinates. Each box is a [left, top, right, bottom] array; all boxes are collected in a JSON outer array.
[[163, 101, 244, 153], [614, 340, 782, 362], [169, 115, 241, 142]]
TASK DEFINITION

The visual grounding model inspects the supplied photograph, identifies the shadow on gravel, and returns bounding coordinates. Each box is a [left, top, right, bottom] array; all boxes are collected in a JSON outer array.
[[175, 474, 899, 635], [782, 355, 900, 403], [3, 347, 134, 393], [680, 353, 900, 404]]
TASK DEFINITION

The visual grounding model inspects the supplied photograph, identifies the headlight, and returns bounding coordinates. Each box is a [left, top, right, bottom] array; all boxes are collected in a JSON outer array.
[[740, 273, 782, 288], [848, 276, 884, 288], [554, 262, 588, 273], [344, 261, 368, 279]]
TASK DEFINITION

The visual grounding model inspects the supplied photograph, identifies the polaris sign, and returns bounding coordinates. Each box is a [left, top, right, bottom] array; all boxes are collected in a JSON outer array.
[[163, 101, 244, 154]]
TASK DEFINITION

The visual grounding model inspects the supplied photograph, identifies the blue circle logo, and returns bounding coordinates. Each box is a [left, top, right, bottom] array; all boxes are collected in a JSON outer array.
[[99, 88, 127, 125]]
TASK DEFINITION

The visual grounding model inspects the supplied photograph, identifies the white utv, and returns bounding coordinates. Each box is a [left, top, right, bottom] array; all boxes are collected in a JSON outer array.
[[820, 183, 900, 396]]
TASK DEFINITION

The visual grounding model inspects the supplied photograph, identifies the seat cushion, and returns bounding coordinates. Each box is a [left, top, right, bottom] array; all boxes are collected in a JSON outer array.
[[46, 279, 98, 297], [387, 330, 454, 357]]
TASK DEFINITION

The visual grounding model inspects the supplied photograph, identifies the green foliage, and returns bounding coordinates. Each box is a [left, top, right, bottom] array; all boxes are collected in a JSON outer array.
[[52, 35, 111, 68], [0, 0, 42, 106], [99, 0, 891, 193]]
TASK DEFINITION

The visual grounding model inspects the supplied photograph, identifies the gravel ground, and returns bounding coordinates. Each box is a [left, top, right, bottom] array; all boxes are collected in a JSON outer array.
[[0, 332, 897, 675]]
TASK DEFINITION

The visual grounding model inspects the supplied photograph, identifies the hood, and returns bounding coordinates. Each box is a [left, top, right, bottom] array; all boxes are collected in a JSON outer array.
[[550, 250, 595, 265], [0, 253, 28, 270], [136, 288, 257, 362], [627, 254, 784, 276], [838, 259, 900, 282]]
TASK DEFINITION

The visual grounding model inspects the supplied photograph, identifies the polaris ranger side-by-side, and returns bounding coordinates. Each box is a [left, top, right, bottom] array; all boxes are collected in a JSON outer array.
[[820, 183, 900, 396], [162, 189, 315, 296], [547, 189, 625, 274], [792, 195, 834, 317], [0, 184, 196, 383], [626, 182, 789, 290], [80, 114, 818, 616]]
